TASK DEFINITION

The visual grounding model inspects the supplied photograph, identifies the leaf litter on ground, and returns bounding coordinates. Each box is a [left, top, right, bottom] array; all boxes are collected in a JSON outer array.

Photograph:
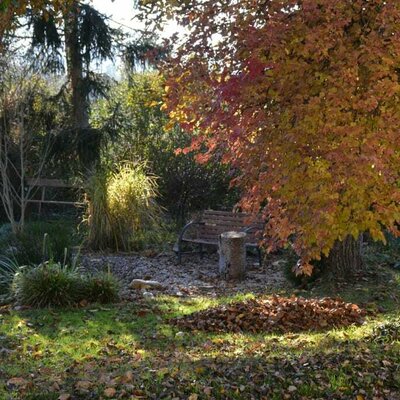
[[170, 295, 367, 333]]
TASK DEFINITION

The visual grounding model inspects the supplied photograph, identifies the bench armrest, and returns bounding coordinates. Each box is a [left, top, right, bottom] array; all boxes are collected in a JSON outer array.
[[179, 220, 204, 241], [244, 225, 262, 234]]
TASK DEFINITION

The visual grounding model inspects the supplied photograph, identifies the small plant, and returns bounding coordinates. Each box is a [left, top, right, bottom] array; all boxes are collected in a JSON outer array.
[[84, 272, 120, 304], [12, 261, 83, 308], [370, 319, 400, 344], [0, 256, 20, 296]]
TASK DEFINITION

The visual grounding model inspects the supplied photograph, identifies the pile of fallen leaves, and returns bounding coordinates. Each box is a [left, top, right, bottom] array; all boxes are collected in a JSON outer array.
[[170, 296, 366, 333]]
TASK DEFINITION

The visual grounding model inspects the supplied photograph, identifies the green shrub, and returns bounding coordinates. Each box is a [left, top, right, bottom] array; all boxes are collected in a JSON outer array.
[[13, 261, 83, 308], [83, 272, 119, 304], [91, 73, 237, 226], [85, 162, 163, 251], [0, 219, 80, 266], [12, 260, 120, 308], [0, 256, 20, 295], [364, 231, 400, 268], [128, 226, 176, 252]]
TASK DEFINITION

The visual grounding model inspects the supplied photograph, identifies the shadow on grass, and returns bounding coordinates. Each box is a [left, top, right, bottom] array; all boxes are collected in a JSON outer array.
[[1, 268, 400, 399], [5, 333, 400, 400]]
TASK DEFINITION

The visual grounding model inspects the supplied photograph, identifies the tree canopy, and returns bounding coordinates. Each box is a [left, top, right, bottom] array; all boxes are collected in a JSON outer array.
[[158, 0, 400, 274], [0, 1, 72, 48]]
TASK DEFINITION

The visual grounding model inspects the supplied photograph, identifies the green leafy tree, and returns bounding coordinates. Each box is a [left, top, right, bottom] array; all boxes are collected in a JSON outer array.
[[91, 72, 236, 223]]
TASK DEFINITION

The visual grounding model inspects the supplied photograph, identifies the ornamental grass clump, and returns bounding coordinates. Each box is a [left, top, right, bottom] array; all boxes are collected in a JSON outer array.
[[0, 256, 20, 296], [12, 261, 120, 308], [12, 261, 83, 308], [84, 272, 119, 304], [85, 162, 162, 251]]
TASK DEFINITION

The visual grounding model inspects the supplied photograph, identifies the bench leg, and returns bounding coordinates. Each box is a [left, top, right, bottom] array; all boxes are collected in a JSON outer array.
[[177, 249, 182, 264], [199, 243, 204, 260], [175, 240, 182, 264], [258, 247, 263, 267]]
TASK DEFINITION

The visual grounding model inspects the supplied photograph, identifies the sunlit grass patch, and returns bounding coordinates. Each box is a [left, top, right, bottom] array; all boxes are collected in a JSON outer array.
[[1, 269, 400, 399]]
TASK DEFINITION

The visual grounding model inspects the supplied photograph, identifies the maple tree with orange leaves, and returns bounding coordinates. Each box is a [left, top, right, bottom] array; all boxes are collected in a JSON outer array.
[[156, 0, 400, 276]]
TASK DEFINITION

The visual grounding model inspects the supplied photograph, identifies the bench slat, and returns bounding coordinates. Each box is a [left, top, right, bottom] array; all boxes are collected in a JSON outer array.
[[181, 209, 264, 246], [202, 210, 248, 216], [184, 237, 259, 247]]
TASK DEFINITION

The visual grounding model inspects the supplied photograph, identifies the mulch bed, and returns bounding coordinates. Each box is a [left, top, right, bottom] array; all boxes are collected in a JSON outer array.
[[170, 296, 367, 333]]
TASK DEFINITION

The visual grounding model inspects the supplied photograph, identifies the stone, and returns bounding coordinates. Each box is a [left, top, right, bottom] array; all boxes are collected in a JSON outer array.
[[0, 347, 14, 356], [129, 279, 164, 290]]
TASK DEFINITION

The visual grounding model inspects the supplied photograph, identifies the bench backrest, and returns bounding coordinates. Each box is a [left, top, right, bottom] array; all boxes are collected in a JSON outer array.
[[196, 210, 264, 244]]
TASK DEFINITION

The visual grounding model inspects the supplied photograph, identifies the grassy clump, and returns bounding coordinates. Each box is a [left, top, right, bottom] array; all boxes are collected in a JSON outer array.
[[85, 162, 163, 251], [83, 272, 120, 304], [12, 261, 119, 308], [0, 256, 19, 296], [12, 262, 83, 308]]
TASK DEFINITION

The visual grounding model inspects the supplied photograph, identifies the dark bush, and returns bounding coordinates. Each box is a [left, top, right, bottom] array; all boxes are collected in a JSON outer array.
[[1, 219, 80, 266], [83, 272, 119, 304], [91, 73, 238, 226]]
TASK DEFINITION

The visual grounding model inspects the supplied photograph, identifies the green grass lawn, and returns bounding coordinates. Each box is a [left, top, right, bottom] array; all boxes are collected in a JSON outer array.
[[1, 267, 400, 400]]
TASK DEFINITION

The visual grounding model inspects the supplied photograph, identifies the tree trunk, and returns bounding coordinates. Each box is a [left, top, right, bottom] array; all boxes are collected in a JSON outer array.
[[219, 231, 247, 281], [64, 2, 89, 130], [321, 234, 364, 279]]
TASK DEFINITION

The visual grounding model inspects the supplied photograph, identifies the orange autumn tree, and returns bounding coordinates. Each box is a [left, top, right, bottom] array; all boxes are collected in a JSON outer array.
[[156, 0, 400, 276]]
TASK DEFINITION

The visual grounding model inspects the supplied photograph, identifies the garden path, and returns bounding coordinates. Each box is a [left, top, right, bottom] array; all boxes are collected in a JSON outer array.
[[80, 251, 290, 300]]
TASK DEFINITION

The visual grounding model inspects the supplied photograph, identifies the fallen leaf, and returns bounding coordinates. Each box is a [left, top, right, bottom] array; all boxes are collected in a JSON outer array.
[[7, 377, 28, 387], [104, 387, 117, 398], [75, 380, 92, 391], [121, 370, 134, 384], [203, 387, 212, 395]]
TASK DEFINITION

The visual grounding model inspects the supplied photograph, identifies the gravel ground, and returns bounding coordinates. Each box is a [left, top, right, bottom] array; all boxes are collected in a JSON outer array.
[[80, 250, 291, 300]]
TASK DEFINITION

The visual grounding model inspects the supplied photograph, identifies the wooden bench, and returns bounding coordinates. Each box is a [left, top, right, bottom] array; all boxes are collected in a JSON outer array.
[[26, 178, 84, 215], [174, 210, 264, 265]]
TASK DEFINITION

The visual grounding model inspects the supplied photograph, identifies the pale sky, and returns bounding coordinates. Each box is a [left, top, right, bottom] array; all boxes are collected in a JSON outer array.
[[92, 0, 181, 39], [91, 0, 182, 76], [92, 0, 138, 27]]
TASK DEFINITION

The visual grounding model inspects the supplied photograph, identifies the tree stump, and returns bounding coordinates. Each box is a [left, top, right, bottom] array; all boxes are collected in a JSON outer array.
[[219, 231, 247, 280]]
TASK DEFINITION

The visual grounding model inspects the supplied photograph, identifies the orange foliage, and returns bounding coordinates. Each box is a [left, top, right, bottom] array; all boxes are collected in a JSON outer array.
[[162, 0, 400, 271]]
